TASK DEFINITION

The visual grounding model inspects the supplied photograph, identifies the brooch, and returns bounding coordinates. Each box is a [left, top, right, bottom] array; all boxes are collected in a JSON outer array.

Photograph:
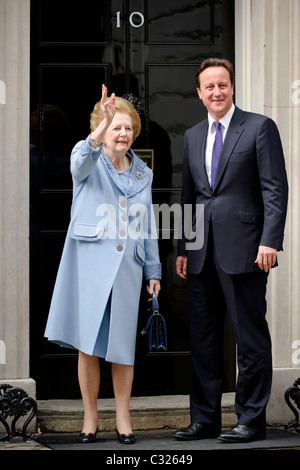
[[136, 171, 142, 179]]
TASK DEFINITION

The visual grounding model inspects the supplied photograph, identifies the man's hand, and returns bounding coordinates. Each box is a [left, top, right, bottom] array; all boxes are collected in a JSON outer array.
[[176, 255, 188, 279], [255, 245, 277, 272]]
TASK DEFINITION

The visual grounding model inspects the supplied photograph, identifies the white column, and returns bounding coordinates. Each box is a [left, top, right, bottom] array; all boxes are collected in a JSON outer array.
[[0, 0, 34, 398], [235, 0, 300, 425]]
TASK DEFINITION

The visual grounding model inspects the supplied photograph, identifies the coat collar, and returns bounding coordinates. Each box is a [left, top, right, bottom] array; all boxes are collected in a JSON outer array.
[[100, 146, 151, 197]]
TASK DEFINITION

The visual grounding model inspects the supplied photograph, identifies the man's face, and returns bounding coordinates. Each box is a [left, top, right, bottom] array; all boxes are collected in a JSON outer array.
[[197, 66, 234, 120]]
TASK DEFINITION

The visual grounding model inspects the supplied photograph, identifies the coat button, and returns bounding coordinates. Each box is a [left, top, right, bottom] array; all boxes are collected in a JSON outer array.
[[117, 244, 123, 252], [121, 215, 127, 221], [119, 230, 126, 237], [120, 199, 127, 207]]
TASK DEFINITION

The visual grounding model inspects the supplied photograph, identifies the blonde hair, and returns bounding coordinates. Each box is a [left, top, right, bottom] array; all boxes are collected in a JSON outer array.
[[90, 96, 141, 142]]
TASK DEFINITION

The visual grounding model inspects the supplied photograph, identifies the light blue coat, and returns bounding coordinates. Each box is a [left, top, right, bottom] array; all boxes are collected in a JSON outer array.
[[44, 137, 161, 365]]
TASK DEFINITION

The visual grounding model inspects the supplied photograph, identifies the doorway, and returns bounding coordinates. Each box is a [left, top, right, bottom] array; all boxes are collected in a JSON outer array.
[[30, 0, 235, 398]]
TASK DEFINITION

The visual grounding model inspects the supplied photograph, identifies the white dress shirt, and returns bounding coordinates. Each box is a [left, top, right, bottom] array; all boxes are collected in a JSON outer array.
[[205, 104, 235, 186]]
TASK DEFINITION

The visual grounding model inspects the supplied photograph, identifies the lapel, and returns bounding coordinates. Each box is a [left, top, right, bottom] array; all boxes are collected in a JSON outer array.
[[212, 107, 245, 192], [191, 120, 210, 191]]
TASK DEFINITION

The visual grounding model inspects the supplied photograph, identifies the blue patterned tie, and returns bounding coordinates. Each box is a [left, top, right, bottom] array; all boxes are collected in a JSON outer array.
[[211, 121, 223, 190]]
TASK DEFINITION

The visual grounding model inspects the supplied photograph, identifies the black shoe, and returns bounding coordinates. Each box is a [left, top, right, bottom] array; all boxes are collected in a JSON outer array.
[[173, 422, 219, 440], [116, 429, 136, 444], [218, 424, 266, 443], [79, 431, 97, 443]]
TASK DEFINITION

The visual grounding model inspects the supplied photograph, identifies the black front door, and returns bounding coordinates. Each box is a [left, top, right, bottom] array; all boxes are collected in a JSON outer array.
[[30, 0, 235, 399]]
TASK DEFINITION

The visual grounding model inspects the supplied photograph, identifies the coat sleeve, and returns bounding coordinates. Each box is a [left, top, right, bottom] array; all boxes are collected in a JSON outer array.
[[256, 117, 288, 251], [70, 137, 102, 183], [143, 172, 162, 280]]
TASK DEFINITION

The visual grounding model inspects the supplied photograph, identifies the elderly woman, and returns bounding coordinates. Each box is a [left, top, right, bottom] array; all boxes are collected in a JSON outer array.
[[45, 85, 161, 444]]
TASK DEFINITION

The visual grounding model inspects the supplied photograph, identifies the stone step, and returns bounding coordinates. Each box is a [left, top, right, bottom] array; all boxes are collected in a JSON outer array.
[[37, 392, 236, 433]]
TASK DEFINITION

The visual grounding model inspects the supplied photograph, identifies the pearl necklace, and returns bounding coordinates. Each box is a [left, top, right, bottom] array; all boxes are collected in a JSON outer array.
[[115, 157, 127, 174], [117, 161, 125, 174]]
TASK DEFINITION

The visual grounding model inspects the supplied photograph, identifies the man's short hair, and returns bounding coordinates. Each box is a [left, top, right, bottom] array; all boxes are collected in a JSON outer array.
[[195, 58, 235, 88]]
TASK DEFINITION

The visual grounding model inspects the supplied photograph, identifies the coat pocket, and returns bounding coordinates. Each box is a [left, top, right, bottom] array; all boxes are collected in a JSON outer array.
[[238, 210, 264, 224], [71, 223, 104, 241], [135, 243, 145, 265]]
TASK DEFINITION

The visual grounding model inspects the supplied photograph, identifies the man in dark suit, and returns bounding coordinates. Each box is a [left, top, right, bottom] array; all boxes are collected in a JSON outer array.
[[174, 58, 288, 443]]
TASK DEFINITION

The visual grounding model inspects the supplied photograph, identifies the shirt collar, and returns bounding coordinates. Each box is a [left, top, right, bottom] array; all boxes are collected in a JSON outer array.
[[207, 103, 235, 131]]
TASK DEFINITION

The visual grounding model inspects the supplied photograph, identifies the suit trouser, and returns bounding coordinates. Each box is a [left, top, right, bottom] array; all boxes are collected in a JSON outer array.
[[187, 231, 272, 430]]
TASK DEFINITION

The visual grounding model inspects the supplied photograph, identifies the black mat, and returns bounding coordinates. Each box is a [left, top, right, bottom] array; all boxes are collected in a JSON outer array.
[[38, 428, 300, 452]]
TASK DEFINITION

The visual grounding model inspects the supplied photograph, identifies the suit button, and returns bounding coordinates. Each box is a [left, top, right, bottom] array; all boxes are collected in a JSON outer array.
[[117, 244, 123, 252], [211, 195, 216, 200]]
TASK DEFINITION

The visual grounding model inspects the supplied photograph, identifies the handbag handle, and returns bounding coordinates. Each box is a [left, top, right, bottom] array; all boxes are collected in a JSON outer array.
[[141, 292, 159, 336], [152, 291, 159, 314]]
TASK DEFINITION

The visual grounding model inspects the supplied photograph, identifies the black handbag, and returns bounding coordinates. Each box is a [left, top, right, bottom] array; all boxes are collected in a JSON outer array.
[[141, 292, 167, 352]]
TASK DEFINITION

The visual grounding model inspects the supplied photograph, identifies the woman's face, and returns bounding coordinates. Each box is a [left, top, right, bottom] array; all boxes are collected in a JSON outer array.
[[103, 112, 133, 157]]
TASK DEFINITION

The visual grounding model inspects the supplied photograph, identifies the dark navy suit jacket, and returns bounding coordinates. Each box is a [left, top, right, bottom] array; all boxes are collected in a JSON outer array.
[[178, 106, 288, 274]]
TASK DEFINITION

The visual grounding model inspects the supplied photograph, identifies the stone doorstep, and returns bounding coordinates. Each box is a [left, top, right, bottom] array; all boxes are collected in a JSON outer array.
[[37, 392, 236, 434]]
